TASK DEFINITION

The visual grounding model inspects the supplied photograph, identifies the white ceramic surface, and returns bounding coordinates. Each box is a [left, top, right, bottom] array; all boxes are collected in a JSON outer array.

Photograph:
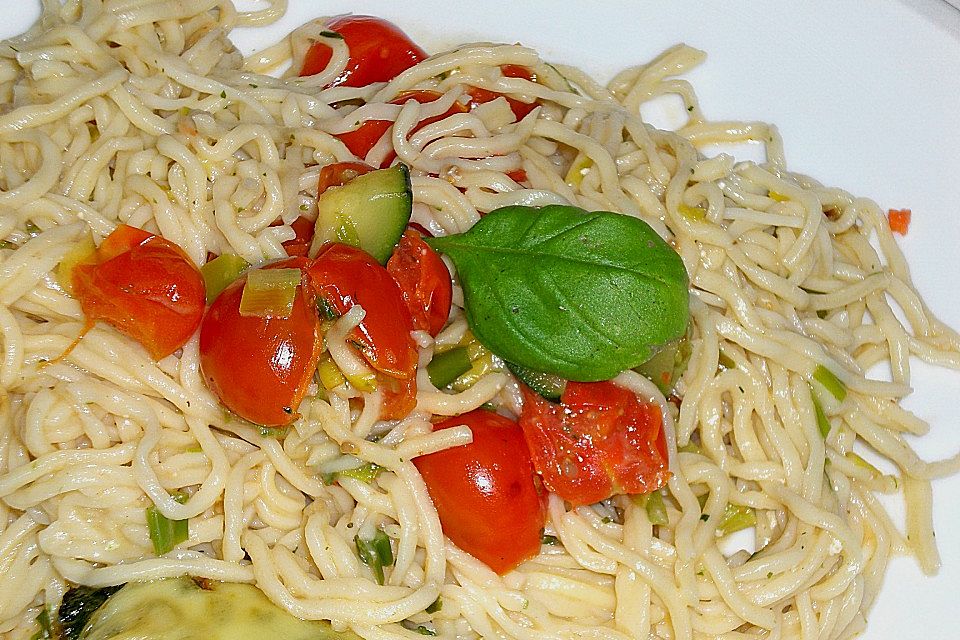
[[3, 2, 959, 638]]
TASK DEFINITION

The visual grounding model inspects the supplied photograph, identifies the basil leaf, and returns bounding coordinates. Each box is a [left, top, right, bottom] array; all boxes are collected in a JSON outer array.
[[427, 205, 688, 380]]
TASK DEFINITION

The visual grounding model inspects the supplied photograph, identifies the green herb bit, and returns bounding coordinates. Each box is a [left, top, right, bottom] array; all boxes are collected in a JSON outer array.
[[31, 607, 52, 640], [0, 240, 18, 250], [146, 501, 188, 556], [716, 503, 756, 537], [319, 30, 344, 39], [219, 90, 227, 99], [813, 364, 847, 401], [425, 597, 443, 614], [200, 254, 249, 304], [355, 529, 393, 585], [809, 384, 831, 438], [326, 462, 381, 485], [257, 425, 288, 438], [427, 347, 472, 388], [816, 309, 828, 319], [540, 534, 559, 545], [415, 626, 437, 636]]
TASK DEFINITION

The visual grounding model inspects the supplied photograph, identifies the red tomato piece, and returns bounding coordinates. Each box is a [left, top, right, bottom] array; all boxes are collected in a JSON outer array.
[[307, 243, 417, 380], [888, 208, 911, 235], [337, 90, 469, 162], [506, 168, 528, 183], [281, 216, 316, 257], [386, 230, 452, 337], [299, 15, 427, 87], [414, 409, 547, 574], [199, 257, 323, 427], [317, 161, 375, 195], [71, 224, 205, 360], [519, 381, 670, 507], [379, 375, 417, 421]]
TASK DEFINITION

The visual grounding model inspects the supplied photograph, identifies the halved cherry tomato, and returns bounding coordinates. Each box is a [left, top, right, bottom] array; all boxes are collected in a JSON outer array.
[[307, 243, 417, 380], [199, 257, 323, 427], [414, 409, 547, 574], [387, 230, 452, 337], [71, 225, 205, 360], [300, 15, 427, 87], [337, 90, 469, 161], [465, 65, 539, 121], [519, 381, 670, 507], [317, 161, 374, 195], [281, 216, 316, 257]]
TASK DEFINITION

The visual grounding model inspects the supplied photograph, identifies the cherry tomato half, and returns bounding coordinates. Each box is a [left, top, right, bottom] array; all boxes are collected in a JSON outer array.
[[307, 243, 417, 380], [300, 15, 427, 87], [72, 225, 205, 360], [387, 230, 452, 337], [199, 257, 323, 427], [519, 381, 670, 507], [317, 161, 375, 195], [466, 64, 540, 121], [281, 216, 316, 258], [414, 409, 547, 574]]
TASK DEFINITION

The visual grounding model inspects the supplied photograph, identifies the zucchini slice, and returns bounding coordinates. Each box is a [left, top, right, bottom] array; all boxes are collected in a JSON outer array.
[[309, 163, 412, 264]]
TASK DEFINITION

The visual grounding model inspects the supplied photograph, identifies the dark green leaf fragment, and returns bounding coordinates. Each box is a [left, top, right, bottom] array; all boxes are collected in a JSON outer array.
[[427, 347, 472, 388], [58, 585, 123, 640], [319, 30, 344, 39], [427, 205, 688, 381]]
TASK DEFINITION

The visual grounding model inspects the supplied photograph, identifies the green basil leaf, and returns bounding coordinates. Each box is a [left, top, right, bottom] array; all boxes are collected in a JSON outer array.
[[427, 205, 688, 380]]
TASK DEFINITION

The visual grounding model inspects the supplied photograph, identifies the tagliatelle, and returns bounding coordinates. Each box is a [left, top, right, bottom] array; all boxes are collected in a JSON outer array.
[[0, 2, 958, 639]]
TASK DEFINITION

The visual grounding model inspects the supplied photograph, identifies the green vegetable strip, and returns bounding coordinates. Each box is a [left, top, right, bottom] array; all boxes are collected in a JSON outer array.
[[425, 597, 443, 614], [30, 608, 52, 640], [355, 530, 393, 585], [716, 503, 757, 537], [337, 463, 382, 484], [200, 254, 248, 303], [146, 504, 188, 556], [813, 364, 847, 401], [644, 490, 669, 526], [427, 347, 472, 388], [809, 385, 832, 438], [239, 268, 301, 318]]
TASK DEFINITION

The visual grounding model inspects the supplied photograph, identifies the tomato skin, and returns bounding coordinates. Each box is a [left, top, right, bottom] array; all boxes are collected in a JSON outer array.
[[281, 216, 316, 257], [413, 409, 547, 574], [307, 243, 417, 380], [317, 161, 375, 195], [519, 381, 670, 507], [72, 225, 205, 360], [199, 257, 323, 427], [387, 230, 452, 337], [299, 15, 427, 87]]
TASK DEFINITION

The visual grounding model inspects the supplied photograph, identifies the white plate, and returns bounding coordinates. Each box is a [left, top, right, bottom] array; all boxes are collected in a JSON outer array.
[[4, 2, 960, 638]]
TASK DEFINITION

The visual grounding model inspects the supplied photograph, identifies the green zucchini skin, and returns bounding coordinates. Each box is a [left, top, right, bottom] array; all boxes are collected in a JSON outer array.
[[309, 163, 413, 264]]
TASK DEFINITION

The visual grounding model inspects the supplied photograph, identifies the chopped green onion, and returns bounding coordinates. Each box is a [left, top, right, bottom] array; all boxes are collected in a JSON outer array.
[[146, 501, 188, 556], [425, 597, 443, 614], [201, 254, 249, 303], [716, 503, 756, 537], [813, 364, 847, 401], [257, 425, 288, 438], [355, 530, 393, 585], [506, 361, 567, 401], [540, 534, 559, 545], [316, 355, 346, 390], [677, 441, 702, 455], [809, 385, 831, 438], [428, 347, 472, 388], [324, 462, 381, 485], [415, 626, 437, 636], [31, 607, 52, 640], [239, 268, 301, 318], [642, 490, 669, 526]]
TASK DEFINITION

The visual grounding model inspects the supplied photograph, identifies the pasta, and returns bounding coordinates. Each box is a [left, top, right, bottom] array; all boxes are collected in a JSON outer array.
[[0, 1, 958, 639]]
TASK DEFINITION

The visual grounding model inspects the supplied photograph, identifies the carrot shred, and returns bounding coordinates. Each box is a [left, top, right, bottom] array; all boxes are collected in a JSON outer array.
[[888, 208, 911, 235]]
